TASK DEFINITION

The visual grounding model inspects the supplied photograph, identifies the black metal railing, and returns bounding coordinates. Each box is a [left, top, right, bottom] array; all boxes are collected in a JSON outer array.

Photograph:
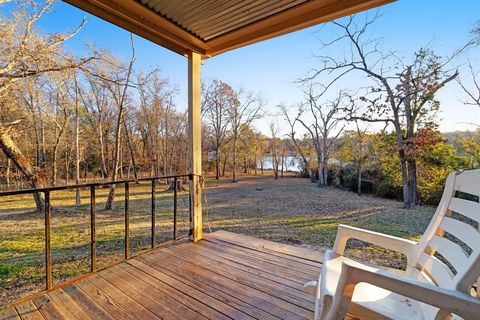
[[0, 174, 191, 292]]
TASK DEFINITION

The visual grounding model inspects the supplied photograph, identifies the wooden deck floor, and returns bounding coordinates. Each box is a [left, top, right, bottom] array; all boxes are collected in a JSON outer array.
[[0, 231, 324, 320]]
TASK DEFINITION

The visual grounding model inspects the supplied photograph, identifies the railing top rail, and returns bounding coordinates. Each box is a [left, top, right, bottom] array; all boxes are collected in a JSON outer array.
[[0, 173, 192, 197]]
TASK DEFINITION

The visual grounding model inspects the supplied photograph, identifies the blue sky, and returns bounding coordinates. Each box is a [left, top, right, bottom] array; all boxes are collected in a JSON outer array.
[[35, 0, 480, 135]]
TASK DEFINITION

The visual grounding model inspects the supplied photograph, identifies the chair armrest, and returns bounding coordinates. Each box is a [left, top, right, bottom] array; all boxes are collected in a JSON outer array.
[[327, 260, 480, 320], [333, 224, 417, 259]]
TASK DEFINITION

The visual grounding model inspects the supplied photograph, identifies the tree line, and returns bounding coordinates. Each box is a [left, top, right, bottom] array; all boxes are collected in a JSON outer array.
[[1, 1, 479, 210]]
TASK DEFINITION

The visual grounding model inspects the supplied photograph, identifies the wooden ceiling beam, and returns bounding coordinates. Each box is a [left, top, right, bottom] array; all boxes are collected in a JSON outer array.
[[64, 0, 210, 56]]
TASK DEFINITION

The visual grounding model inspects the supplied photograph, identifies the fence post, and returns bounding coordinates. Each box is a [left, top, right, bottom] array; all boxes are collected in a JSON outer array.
[[44, 190, 52, 290], [125, 182, 130, 259], [173, 177, 178, 240], [90, 185, 96, 272], [151, 179, 156, 248]]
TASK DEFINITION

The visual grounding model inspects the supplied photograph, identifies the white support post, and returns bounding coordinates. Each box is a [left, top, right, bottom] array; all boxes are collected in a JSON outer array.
[[188, 51, 202, 242]]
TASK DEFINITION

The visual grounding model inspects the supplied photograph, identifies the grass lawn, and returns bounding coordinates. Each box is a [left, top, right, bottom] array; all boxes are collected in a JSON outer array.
[[202, 176, 434, 266], [0, 175, 435, 307]]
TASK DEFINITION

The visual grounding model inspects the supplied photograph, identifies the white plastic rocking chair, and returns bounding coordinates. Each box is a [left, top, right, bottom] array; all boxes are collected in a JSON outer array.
[[305, 170, 480, 320]]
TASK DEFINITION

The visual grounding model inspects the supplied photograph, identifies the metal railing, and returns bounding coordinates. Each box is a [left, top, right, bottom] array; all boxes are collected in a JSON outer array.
[[0, 174, 192, 291]]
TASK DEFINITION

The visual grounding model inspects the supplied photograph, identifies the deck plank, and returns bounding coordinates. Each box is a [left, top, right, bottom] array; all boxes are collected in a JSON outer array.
[[178, 240, 306, 289], [2, 231, 321, 320], [14, 301, 45, 320], [197, 239, 317, 281], [62, 284, 115, 320], [74, 277, 143, 320], [0, 307, 20, 320], [127, 258, 256, 320], [206, 230, 324, 264], [138, 253, 281, 320], [204, 235, 321, 274], [31, 295, 67, 320], [135, 256, 277, 320], [97, 266, 201, 320], [143, 249, 311, 319], [108, 265, 209, 319], [47, 289, 90, 320], [117, 263, 231, 320], [163, 244, 315, 310]]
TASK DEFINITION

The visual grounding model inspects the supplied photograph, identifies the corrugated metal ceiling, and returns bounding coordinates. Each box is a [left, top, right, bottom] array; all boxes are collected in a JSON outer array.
[[138, 0, 310, 41], [64, 0, 396, 57]]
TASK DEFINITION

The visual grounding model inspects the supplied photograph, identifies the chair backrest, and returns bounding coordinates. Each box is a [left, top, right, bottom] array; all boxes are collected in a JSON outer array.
[[407, 170, 480, 294]]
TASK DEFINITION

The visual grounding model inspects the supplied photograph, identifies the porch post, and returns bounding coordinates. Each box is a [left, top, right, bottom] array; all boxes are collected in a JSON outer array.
[[188, 51, 202, 242]]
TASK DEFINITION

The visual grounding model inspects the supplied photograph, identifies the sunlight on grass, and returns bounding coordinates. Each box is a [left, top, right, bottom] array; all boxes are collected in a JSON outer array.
[[0, 182, 189, 307]]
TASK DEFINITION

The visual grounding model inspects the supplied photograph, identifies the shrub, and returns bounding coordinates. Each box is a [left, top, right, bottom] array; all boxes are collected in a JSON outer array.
[[376, 179, 403, 200]]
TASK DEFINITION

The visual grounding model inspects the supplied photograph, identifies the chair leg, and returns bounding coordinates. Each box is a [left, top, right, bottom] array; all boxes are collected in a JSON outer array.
[[316, 295, 332, 320]]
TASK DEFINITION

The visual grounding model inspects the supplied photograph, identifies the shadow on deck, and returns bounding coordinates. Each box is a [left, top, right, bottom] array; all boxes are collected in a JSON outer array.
[[0, 231, 324, 320]]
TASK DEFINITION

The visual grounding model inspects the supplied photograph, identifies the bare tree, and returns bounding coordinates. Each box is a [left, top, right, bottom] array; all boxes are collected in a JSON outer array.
[[269, 123, 281, 179], [303, 14, 461, 207], [80, 58, 114, 179], [0, 0, 92, 97], [458, 61, 480, 108], [47, 72, 72, 186], [105, 35, 135, 210], [0, 0, 91, 210], [228, 89, 263, 182], [202, 80, 235, 180], [295, 87, 346, 186], [279, 104, 315, 182], [135, 69, 176, 177], [72, 71, 81, 205]]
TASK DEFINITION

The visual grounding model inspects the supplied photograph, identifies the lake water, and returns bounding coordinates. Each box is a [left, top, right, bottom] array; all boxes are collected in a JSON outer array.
[[260, 156, 303, 172]]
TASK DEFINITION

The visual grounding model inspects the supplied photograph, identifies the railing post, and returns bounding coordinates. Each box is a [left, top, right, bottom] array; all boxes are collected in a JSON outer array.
[[90, 185, 96, 272], [44, 190, 52, 290], [125, 182, 130, 259], [173, 177, 178, 240], [151, 179, 156, 248]]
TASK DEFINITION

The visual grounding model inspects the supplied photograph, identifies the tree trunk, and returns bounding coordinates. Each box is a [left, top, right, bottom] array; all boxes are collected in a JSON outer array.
[[317, 152, 324, 187], [65, 149, 69, 185], [52, 146, 58, 186], [215, 151, 220, 180], [105, 117, 122, 210], [408, 157, 417, 206], [40, 117, 46, 169], [0, 125, 46, 211], [222, 154, 228, 177], [357, 160, 362, 196], [75, 102, 81, 206], [6, 158, 10, 188], [232, 136, 237, 182], [98, 122, 108, 179], [280, 154, 284, 178], [123, 120, 138, 180], [322, 158, 328, 186], [399, 151, 411, 209], [119, 141, 124, 179]]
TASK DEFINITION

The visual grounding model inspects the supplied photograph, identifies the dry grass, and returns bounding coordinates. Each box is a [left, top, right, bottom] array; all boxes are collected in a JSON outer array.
[[0, 175, 435, 307], [202, 175, 435, 269], [0, 182, 190, 307]]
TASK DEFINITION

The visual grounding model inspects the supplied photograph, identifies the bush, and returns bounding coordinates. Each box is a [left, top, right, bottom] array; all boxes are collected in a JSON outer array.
[[342, 167, 358, 191], [376, 179, 403, 200]]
